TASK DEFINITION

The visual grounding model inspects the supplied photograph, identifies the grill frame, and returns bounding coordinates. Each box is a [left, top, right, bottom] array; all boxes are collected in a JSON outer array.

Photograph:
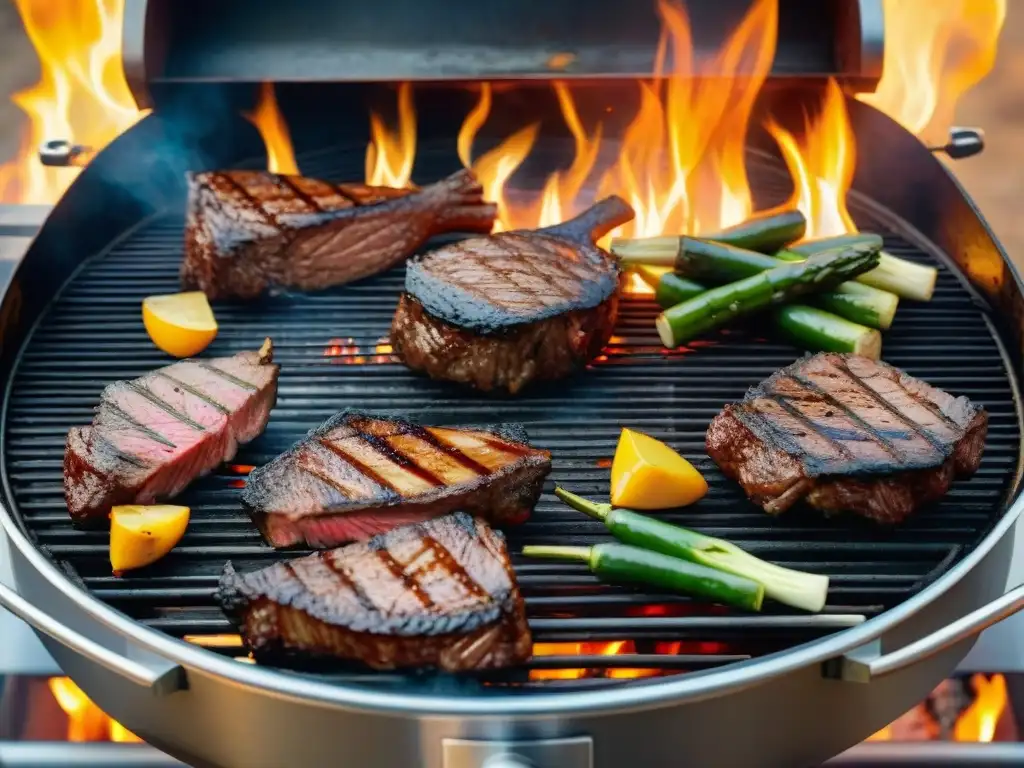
[[0, 85, 1023, 767]]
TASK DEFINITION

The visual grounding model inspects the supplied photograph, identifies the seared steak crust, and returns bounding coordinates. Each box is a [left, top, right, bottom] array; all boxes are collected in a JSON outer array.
[[183, 168, 496, 300], [217, 512, 532, 671], [64, 340, 279, 527], [391, 292, 619, 395], [243, 410, 551, 549], [391, 196, 634, 394], [706, 353, 988, 524]]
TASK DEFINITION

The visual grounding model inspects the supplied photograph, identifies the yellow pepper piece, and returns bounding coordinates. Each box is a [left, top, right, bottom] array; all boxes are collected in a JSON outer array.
[[142, 291, 218, 358], [610, 428, 708, 509], [110, 504, 190, 574]]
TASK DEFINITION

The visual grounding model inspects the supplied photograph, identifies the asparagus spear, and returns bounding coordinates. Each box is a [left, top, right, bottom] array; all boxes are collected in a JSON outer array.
[[787, 235, 937, 301], [639, 266, 881, 358], [699, 209, 807, 253], [655, 243, 881, 348], [772, 305, 881, 359], [623, 237, 898, 330]]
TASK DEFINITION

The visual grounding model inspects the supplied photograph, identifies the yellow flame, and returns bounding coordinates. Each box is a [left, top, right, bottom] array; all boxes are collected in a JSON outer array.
[[766, 78, 858, 239], [243, 83, 299, 175], [365, 83, 416, 187], [0, 0, 145, 203], [857, 0, 1007, 146], [49, 676, 142, 743], [955, 674, 1008, 743]]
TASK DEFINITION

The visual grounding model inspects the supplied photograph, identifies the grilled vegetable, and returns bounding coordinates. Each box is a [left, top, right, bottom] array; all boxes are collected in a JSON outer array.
[[634, 265, 706, 305], [773, 305, 881, 359], [110, 504, 190, 574], [522, 543, 764, 612], [639, 266, 881, 357], [700, 209, 807, 253], [619, 237, 897, 329], [553, 488, 829, 613], [611, 428, 708, 509], [785, 235, 937, 301], [655, 244, 881, 348]]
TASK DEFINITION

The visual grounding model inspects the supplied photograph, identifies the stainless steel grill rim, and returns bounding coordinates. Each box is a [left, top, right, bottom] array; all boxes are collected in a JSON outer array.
[[1, 116, 1023, 720]]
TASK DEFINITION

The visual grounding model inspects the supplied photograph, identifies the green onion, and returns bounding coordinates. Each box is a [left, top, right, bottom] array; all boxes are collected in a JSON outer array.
[[554, 488, 829, 612], [522, 543, 765, 612]]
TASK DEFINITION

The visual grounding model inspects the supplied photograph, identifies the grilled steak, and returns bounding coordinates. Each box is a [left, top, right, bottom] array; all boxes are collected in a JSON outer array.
[[64, 339, 279, 527], [706, 353, 988, 524], [217, 511, 532, 671], [391, 196, 635, 394], [183, 168, 497, 300], [243, 410, 551, 549]]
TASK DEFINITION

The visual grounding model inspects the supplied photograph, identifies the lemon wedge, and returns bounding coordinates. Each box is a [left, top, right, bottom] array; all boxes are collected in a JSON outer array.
[[142, 291, 218, 357], [110, 504, 190, 574], [610, 428, 708, 509]]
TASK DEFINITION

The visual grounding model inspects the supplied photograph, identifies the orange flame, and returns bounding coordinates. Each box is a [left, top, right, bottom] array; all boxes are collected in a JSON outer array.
[[366, 83, 416, 188], [766, 78, 858, 239], [0, 0, 145, 203], [48, 677, 142, 743], [598, 0, 778, 238], [955, 674, 1008, 742], [459, 0, 777, 240], [866, 674, 1010, 742], [857, 0, 1007, 146], [529, 641, 663, 681], [184, 633, 244, 647], [243, 83, 299, 175]]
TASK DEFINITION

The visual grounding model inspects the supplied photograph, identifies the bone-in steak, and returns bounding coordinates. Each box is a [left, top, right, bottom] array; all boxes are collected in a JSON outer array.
[[705, 353, 988, 524], [217, 512, 532, 672], [391, 196, 634, 393], [64, 340, 279, 527], [183, 168, 497, 300], [243, 410, 551, 549]]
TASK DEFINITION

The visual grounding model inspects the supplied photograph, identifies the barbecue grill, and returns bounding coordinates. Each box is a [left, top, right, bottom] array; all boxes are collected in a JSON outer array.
[[0, 1, 1023, 766]]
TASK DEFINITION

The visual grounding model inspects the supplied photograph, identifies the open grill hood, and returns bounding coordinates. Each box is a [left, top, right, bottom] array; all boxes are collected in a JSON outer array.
[[123, 0, 885, 107]]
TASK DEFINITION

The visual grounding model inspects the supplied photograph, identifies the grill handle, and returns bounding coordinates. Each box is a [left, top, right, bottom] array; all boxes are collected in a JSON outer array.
[[825, 583, 1024, 682], [0, 581, 185, 695]]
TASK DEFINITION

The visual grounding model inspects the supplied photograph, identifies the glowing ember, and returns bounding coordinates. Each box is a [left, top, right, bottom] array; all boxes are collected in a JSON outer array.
[[857, 0, 1007, 146], [185, 634, 244, 648], [372, 337, 394, 363], [766, 78, 857, 239], [324, 337, 366, 363], [365, 83, 416, 188], [530, 641, 663, 680], [243, 83, 299, 175], [49, 676, 142, 742], [0, 0, 145, 203], [226, 464, 254, 475]]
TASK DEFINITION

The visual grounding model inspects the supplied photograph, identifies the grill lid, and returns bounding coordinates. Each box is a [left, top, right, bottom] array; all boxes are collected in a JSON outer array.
[[123, 0, 884, 110]]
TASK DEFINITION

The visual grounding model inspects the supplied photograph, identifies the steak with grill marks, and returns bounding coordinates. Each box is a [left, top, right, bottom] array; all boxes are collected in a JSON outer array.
[[705, 353, 988, 524], [183, 168, 497, 300], [390, 196, 634, 394], [217, 511, 532, 671], [243, 410, 551, 549], [64, 339, 279, 527]]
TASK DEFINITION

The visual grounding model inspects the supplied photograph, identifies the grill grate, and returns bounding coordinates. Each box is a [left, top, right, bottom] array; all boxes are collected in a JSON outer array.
[[3, 144, 1020, 692]]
